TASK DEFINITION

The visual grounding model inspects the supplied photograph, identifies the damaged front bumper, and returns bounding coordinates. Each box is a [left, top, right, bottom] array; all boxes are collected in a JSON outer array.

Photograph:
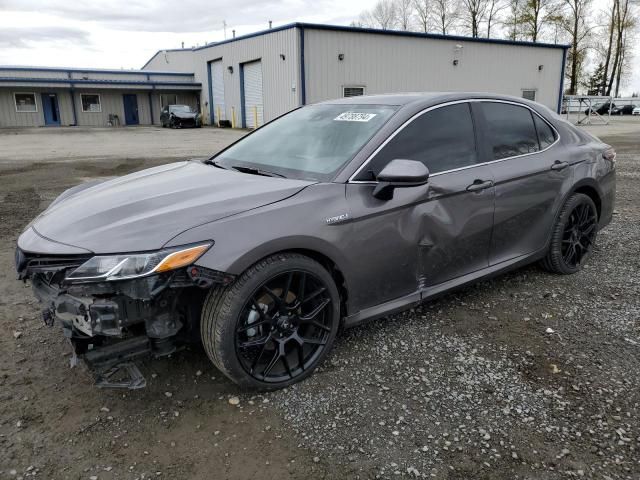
[[16, 247, 232, 389]]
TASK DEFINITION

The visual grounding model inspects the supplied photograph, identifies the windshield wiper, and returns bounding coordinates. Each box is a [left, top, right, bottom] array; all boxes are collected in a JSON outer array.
[[204, 159, 228, 169], [230, 165, 287, 178]]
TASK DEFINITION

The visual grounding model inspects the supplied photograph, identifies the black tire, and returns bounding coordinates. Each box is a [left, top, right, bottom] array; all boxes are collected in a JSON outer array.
[[201, 253, 341, 390], [541, 193, 598, 274]]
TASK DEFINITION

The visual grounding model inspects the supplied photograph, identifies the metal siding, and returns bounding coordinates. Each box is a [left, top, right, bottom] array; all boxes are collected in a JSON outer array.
[[194, 28, 300, 125], [303, 29, 564, 111], [242, 61, 264, 128], [0, 88, 75, 127]]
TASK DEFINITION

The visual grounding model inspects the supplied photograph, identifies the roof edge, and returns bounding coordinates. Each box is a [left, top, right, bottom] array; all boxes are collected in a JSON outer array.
[[0, 65, 195, 76], [142, 21, 568, 66]]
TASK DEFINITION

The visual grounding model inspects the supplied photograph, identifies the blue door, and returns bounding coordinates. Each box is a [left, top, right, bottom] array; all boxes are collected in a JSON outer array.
[[41, 93, 61, 126], [123, 94, 139, 125]]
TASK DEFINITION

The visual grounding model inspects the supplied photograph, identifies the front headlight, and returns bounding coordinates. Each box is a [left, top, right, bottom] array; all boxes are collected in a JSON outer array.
[[65, 243, 212, 282]]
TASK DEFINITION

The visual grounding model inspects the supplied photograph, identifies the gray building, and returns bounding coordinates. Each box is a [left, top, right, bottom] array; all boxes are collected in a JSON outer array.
[[142, 23, 568, 128], [0, 22, 567, 129], [0, 67, 200, 127]]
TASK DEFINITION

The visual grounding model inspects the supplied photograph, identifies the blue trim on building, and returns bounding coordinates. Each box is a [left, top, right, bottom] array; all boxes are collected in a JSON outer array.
[[0, 77, 200, 88], [297, 23, 570, 50], [156, 22, 569, 58], [299, 27, 306, 106], [69, 89, 78, 126], [557, 48, 567, 113], [239, 63, 246, 128], [0, 66, 194, 76]]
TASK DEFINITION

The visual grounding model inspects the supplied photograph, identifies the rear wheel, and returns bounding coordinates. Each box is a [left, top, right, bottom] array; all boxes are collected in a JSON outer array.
[[541, 193, 598, 274], [201, 253, 340, 389]]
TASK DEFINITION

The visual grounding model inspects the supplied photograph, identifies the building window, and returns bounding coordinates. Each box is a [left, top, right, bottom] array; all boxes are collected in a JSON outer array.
[[14, 93, 37, 113], [161, 94, 178, 108], [81, 94, 102, 112], [522, 90, 536, 101], [343, 86, 365, 98]]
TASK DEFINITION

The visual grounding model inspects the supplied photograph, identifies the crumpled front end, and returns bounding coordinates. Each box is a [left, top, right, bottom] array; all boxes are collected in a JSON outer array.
[[15, 246, 232, 389]]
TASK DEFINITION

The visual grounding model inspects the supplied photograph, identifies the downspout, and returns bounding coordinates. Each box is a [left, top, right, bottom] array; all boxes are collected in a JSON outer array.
[[69, 88, 78, 126], [557, 47, 567, 114], [299, 26, 306, 105], [148, 90, 154, 125], [68, 71, 77, 126]]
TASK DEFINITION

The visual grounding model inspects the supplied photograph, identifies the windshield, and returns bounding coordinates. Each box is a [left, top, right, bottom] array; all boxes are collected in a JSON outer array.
[[171, 105, 194, 113], [213, 104, 398, 181]]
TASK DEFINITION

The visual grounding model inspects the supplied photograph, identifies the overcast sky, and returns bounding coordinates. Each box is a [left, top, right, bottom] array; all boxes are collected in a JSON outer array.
[[0, 0, 638, 95]]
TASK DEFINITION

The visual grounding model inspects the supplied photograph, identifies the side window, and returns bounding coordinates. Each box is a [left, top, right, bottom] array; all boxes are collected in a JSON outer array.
[[359, 103, 477, 179], [481, 103, 539, 160], [533, 114, 556, 150]]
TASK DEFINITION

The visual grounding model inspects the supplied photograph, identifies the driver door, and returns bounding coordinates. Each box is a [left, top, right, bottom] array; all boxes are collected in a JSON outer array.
[[345, 102, 495, 310]]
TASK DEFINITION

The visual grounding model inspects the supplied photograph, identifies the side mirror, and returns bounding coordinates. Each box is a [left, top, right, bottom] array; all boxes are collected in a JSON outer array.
[[372, 159, 429, 200]]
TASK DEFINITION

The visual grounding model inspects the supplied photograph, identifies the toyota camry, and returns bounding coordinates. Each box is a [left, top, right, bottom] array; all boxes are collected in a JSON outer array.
[[15, 93, 616, 390]]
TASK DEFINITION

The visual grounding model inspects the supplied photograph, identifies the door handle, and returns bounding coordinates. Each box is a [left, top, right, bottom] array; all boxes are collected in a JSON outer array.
[[466, 179, 494, 192], [550, 160, 569, 171]]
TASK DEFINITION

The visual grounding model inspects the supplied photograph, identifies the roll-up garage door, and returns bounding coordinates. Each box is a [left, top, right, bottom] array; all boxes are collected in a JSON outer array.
[[210, 60, 225, 124], [242, 60, 263, 129]]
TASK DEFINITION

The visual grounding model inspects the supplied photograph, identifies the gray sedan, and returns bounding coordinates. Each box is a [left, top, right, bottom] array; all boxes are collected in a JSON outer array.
[[15, 93, 616, 390]]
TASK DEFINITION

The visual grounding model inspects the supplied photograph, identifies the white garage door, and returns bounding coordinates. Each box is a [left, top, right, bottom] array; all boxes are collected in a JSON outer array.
[[242, 60, 263, 129], [210, 60, 225, 124]]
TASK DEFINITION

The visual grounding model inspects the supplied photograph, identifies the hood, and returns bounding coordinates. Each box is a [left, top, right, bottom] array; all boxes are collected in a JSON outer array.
[[29, 161, 313, 254]]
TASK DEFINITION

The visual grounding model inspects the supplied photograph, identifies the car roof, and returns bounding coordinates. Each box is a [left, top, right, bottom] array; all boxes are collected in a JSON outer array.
[[316, 92, 547, 110]]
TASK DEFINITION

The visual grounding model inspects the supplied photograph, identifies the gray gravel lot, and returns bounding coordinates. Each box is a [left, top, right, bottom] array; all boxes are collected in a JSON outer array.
[[0, 120, 638, 479]]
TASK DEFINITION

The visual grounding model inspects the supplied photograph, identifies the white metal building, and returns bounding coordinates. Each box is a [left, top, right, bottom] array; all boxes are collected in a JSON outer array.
[[0, 22, 567, 129], [0, 67, 200, 127], [142, 22, 568, 128]]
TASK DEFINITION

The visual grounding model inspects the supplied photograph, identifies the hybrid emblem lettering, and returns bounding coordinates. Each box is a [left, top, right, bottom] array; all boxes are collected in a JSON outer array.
[[325, 213, 350, 225]]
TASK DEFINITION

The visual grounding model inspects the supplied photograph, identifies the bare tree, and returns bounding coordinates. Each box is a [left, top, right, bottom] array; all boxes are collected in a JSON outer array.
[[432, 0, 459, 33], [504, 0, 524, 39], [413, 0, 433, 32], [486, 0, 507, 36], [557, 0, 594, 94], [606, 0, 637, 95], [459, 0, 490, 37], [395, 0, 416, 29], [520, 0, 552, 41], [360, 0, 399, 29]]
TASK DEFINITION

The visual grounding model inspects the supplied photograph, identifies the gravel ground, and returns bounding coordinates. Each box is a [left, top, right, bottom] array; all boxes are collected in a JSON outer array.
[[0, 124, 638, 479]]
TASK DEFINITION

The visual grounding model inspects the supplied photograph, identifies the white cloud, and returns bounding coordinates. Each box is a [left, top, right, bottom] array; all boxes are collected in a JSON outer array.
[[0, 1, 638, 94]]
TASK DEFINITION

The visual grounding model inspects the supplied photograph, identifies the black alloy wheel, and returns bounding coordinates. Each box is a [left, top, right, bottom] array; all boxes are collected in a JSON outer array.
[[542, 193, 598, 274], [201, 253, 340, 389], [235, 270, 333, 383], [560, 202, 598, 268]]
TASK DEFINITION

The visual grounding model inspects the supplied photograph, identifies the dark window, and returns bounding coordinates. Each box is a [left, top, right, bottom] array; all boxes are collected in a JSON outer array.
[[481, 103, 539, 160], [358, 103, 477, 179], [522, 90, 536, 101], [533, 114, 556, 150]]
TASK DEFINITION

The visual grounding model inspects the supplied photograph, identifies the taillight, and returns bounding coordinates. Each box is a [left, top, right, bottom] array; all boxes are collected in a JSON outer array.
[[603, 147, 616, 166]]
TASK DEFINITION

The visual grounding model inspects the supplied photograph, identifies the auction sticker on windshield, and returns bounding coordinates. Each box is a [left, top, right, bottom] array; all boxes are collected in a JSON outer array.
[[334, 112, 377, 122]]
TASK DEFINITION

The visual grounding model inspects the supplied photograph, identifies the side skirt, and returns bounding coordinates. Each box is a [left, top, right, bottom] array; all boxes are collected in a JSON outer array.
[[343, 248, 546, 328]]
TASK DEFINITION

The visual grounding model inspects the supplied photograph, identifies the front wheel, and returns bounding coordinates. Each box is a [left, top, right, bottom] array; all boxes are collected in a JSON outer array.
[[201, 253, 340, 390], [541, 193, 598, 274]]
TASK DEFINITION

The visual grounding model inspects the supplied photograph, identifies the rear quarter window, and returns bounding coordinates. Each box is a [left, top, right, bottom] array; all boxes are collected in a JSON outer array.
[[533, 114, 557, 150]]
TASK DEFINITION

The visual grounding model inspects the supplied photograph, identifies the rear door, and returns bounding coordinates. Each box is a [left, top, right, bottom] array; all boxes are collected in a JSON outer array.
[[241, 60, 264, 129], [210, 59, 225, 125], [346, 102, 495, 309], [475, 101, 571, 265]]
